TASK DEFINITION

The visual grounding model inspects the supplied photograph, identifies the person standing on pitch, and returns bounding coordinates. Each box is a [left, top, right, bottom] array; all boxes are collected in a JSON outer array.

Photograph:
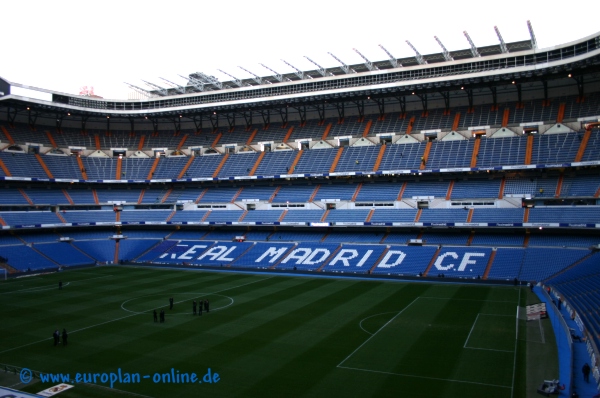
[[204, 299, 209, 313], [169, 297, 174, 310], [193, 300, 197, 315], [62, 329, 68, 346], [59, 281, 62, 290], [153, 309, 158, 323], [53, 329, 60, 346]]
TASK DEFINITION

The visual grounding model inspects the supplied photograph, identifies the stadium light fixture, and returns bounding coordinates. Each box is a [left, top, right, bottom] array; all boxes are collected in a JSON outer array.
[[328, 52, 355, 74], [406, 41, 426, 65]]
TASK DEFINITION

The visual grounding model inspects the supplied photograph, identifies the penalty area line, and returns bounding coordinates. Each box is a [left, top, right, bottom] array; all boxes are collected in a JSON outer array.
[[337, 297, 419, 368]]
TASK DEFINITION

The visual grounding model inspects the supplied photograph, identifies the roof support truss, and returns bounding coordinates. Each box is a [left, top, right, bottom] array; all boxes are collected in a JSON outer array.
[[328, 52, 355, 74], [378, 44, 399, 68], [304, 56, 330, 77]]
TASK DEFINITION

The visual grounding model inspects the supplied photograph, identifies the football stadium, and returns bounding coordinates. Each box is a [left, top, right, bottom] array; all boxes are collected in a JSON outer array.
[[1, 14, 600, 398]]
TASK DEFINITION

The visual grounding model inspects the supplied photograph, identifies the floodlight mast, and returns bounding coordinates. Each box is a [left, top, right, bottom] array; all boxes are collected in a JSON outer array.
[[260, 63, 287, 82], [328, 52, 355, 74], [494, 26, 509, 54], [142, 80, 168, 96], [125, 83, 155, 98], [217, 69, 244, 87], [527, 20, 537, 49], [239, 66, 265, 85], [406, 41, 426, 65], [159, 77, 187, 94], [179, 74, 206, 92], [282, 59, 310, 80], [353, 48, 377, 71], [378, 44, 399, 68], [434, 36, 453, 62], [304, 56, 330, 77], [463, 31, 480, 57]]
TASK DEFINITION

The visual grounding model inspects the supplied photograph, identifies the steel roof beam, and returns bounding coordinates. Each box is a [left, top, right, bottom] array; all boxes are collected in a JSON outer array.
[[217, 69, 244, 87], [304, 56, 330, 77], [406, 41, 426, 65], [239, 66, 265, 85], [494, 26, 509, 54], [282, 59, 309, 80], [434, 36, 454, 61], [159, 77, 187, 94], [260, 63, 287, 82], [378, 44, 399, 68], [353, 48, 377, 71], [328, 52, 356, 74], [463, 31, 480, 58], [142, 80, 168, 96]]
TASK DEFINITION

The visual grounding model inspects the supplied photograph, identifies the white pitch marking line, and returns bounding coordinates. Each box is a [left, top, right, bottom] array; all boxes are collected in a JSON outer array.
[[1, 275, 112, 294], [70, 274, 114, 283], [358, 312, 398, 336], [464, 347, 514, 353], [337, 365, 511, 389], [120, 293, 234, 315], [3, 283, 71, 294], [420, 296, 519, 303], [0, 276, 273, 355], [337, 297, 419, 367], [464, 313, 515, 351], [464, 313, 480, 348], [510, 287, 522, 398]]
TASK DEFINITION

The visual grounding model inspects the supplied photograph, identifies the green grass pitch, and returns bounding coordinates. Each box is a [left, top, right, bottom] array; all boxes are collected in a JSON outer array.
[[0, 266, 528, 398]]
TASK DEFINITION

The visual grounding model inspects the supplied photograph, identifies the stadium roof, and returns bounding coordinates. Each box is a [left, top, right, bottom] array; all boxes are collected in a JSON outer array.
[[135, 34, 534, 98], [1, 27, 599, 125]]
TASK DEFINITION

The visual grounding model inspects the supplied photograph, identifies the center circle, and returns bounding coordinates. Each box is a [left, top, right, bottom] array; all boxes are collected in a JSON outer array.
[[121, 293, 234, 315]]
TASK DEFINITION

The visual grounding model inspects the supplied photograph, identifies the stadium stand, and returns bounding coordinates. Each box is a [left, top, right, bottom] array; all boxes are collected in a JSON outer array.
[[2, 29, 600, 395]]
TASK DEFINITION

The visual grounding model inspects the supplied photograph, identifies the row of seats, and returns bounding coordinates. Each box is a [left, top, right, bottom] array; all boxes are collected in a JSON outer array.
[[6, 206, 600, 225], [2, 94, 598, 149], [0, 174, 599, 206], [4, 237, 589, 284], [1, 131, 599, 180], [3, 228, 597, 248], [1, 206, 599, 225], [546, 253, 600, 351]]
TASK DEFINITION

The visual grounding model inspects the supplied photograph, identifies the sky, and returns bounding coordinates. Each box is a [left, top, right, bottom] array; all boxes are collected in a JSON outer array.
[[2, 0, 597, 100]]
